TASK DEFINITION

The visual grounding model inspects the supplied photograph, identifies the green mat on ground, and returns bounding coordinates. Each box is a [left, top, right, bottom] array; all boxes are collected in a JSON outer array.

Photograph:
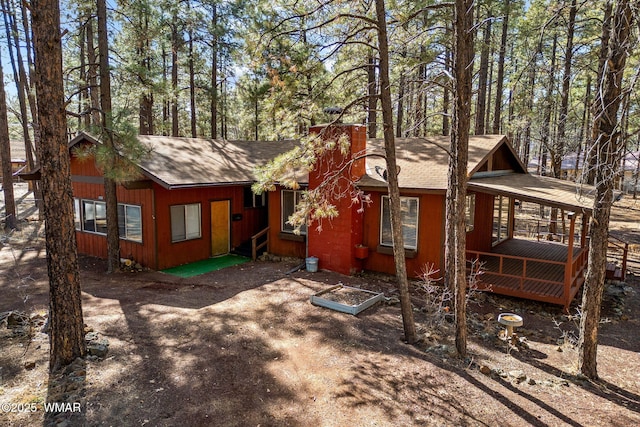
[[161, 254, 250, 278]]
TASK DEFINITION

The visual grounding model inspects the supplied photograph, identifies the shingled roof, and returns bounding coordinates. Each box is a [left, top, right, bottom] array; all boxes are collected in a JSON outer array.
[[358, 134, 512, 190], [66, 131, 595, 212], [135, 135, 300, 189], [69, 132, 300, 189], [358, 134, 594, 213]]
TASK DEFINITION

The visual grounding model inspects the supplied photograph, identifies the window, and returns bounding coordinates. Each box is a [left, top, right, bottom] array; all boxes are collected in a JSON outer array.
[[118, 204, 142, 242], [244, 186, 267, 208], [380, 196, 419, 250], [82, 200, 107, 234], [75, 199, 143, 241], [281, 190, 306, 234], [74, 199, 81, 230], [466, 194, 475, 232], [171, 203, 201, 242]]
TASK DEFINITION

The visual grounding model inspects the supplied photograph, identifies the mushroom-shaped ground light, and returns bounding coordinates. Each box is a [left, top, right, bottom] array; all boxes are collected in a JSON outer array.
[[498, 313, 523, 338]]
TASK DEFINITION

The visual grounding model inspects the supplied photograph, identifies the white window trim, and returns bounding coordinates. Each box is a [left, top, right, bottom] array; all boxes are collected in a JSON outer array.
[[170, 203, 202, 243], [81, 199, 107, 235], [74, 198, 81, 231], [118, 203, 143, 243], [380, 195, 419, 250], [281, 190, 307, 235], [75, 198, 143, 242]]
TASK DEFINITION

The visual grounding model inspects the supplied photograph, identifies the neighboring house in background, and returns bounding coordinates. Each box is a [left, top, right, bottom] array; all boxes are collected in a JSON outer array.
[[0, 140, 27, 181], [528, 150, 639, 193]]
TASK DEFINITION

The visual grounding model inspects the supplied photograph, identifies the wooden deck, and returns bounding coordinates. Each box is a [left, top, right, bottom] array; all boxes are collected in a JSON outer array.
[[467, 239, 587, 310]]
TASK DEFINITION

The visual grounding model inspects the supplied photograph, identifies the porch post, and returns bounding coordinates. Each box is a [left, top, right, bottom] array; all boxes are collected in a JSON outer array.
[[580, 213, 589, 248], [564, 212, 577, 308]]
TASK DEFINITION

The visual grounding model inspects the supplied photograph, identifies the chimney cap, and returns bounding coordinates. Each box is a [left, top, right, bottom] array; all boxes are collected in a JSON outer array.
[[323, 106, 343, 115]]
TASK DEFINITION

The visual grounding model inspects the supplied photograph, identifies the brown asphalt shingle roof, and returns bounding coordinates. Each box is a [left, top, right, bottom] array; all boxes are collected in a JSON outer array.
[[67, 132, 594, 212], [358, 135, 509, 190], [132, 135, 300, 189]]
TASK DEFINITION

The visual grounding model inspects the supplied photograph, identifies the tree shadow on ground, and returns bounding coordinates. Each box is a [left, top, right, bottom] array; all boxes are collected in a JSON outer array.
[[511, 349, 640, 416]]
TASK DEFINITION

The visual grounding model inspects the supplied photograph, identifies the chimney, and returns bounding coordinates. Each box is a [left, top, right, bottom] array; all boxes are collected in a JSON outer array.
[[307, 123, 367, 275]]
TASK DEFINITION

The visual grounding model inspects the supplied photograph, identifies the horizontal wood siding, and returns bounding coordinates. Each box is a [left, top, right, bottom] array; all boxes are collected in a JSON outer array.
[[70, 146, 102, 176], [361, 191, 444, 278]]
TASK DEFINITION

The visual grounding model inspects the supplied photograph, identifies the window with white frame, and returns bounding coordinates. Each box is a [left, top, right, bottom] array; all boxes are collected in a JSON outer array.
[[118, 204, 143, 242], [466, 194, 475, 232], [75, 198, 142, 241], [281, 190, 306, 234], [82, 200, 107, 234], [380, 196, 419, 250], [170, 203, 201, 242]]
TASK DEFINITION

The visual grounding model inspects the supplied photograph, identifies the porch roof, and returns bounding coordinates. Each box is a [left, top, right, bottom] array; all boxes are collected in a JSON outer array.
[[468, 173, 594, 213]]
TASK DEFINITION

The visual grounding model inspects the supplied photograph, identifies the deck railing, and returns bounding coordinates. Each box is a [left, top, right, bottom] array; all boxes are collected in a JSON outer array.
[[251, 227, 270, 261], [466, 249, 566, 291], [607, 235, 629, 281], [564, 247, 588, 308]]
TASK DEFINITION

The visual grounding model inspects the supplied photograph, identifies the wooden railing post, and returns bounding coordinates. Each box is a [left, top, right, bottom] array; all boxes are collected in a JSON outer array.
[[251, 227, 270, 261], [564, 213, 576, 307]]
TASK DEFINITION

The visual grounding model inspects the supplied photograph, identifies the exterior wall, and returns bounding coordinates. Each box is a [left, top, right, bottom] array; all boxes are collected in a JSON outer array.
[[153, 184, 265, 270], [70, 145, 268, 270], [360, 191, 445, 278], [465, 191, 494, 253], [71, 149, 156, 268], [267, 187, 306, 259]]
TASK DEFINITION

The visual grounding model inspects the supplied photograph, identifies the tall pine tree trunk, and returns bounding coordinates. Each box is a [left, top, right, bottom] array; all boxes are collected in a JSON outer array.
[[0, 56, 17, 230], [32, 0, 86, 371], [586, 2, 613, 185], [97, 0, 121, 273], [579, 0, 634, 379], [189, 26, 197, 138], [475, 16, 491, 135], [448, 0, 474, 357], [442, 33, 451, 136], [375, 0, 416, 344], [367, 53, 378, 138], [210, 4, 218, 139], [87, 18, 101, 128], [171, 10, 180, 137], [492, 0, 510, 134], [2, 0, 42, 216]]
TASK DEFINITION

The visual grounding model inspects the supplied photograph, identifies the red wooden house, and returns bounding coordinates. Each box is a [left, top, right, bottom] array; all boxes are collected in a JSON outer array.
[[66, 132, 296, 270], [267, 124, 594, 310], [52, 125, 594, 310]]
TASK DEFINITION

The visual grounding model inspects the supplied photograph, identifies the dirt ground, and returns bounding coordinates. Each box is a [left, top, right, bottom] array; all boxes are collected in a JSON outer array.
[[1, 185, 640, 426]]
